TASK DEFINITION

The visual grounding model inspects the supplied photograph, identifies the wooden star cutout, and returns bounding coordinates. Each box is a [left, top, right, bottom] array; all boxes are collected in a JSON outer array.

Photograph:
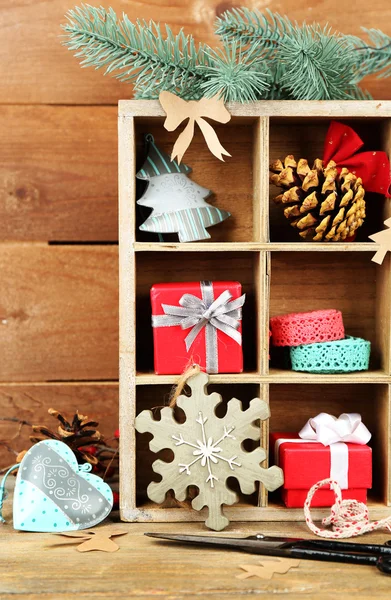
[[369, 218, 391, 265], [236, 558, 301, 580]]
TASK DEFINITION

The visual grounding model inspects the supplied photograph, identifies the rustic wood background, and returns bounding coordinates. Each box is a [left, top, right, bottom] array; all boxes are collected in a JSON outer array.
[[0, 0, 390, 467]]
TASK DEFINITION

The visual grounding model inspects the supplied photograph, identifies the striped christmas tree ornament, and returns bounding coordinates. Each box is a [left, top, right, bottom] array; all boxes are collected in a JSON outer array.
[[136, 135, 230, 243]]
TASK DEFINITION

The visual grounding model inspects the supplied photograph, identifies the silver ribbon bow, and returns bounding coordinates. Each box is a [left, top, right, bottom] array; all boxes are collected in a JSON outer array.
[[152, 281, 245, 373]]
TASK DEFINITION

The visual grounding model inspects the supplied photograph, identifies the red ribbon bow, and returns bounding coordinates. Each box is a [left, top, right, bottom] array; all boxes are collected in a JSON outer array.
[[323, 121, 391, 197]]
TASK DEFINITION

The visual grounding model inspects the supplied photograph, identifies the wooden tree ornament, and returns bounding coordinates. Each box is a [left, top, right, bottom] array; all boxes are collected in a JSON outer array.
[[136, 135, 230, 242], [134, 372, 284, 531]]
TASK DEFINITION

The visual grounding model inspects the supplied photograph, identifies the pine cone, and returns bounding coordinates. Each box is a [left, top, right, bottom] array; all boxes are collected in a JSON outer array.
[[270, 156, 366, 241], [30, 408, 103, 465]]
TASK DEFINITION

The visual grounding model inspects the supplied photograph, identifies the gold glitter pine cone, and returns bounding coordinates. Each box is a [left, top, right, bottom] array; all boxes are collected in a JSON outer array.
[[270, 156, 366, 241]]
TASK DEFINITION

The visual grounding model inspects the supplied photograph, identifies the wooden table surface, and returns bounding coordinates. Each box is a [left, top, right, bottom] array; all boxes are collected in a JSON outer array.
[[1, 515, 391, 599]]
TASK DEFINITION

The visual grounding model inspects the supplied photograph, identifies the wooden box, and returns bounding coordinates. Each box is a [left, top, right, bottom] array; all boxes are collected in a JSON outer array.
[[119, 100, 391, 523]]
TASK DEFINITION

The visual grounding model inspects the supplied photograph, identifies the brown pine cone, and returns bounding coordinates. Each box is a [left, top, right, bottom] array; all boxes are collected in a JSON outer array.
[[30, 408, 103, 465], [270, 156, 366, 241]]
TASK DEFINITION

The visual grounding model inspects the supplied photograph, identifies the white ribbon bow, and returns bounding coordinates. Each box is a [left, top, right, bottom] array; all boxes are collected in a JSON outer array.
[[299, 413, 371, 489], [299, 413, 371, 446]]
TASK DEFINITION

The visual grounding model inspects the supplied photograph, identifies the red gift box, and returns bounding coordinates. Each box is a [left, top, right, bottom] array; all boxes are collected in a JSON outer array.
[[151, 281, 244, 375], [270, 432, 372, 508]]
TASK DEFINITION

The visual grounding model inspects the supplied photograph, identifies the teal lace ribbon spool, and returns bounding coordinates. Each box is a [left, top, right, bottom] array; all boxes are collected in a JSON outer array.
[[290, 336, 371, 374]]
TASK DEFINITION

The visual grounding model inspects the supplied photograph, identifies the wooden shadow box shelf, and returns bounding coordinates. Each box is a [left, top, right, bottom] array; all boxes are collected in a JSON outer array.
[[119, 101, 391, 523]]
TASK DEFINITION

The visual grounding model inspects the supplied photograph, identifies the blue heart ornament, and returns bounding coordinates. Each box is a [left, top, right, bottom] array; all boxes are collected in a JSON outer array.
[[13, 440, 113, 532]]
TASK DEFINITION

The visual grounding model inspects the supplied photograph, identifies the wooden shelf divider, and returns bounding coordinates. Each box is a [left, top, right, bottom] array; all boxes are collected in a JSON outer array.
[[134, 242, 381, 252]]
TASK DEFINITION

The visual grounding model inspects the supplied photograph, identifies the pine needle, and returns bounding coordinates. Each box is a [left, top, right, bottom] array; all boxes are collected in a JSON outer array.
[[354, 29, 391, 78], [215, 8, 289, 56], [62, 4, 210, 99], [62, 5, 391, 102], [200, 42, 270, 102], [278, 24, 361, 100], [215, 8, 375, 100]]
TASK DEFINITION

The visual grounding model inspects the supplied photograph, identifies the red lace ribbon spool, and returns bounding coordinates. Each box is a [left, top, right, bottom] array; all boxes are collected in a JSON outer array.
[[270, 309, 345, 347]]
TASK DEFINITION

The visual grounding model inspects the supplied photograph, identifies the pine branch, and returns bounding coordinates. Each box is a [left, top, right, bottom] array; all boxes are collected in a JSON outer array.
[[278, 24, 362, 100], [354, 29, 391, 78], [215, 9, 372, 100], [263, 63, 295, 100], [62, 5, 386, 102], [215, 8, 288, 57], [199, 42, 270, 102], [62, 4, 210, 99], [63, 5, 270, 102]]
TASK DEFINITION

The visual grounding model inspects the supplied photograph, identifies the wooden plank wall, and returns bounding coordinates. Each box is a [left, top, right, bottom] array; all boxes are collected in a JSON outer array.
[[0, 0, 390, 467]]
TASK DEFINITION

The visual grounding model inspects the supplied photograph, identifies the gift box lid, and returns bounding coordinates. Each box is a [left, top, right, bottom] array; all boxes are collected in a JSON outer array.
[[270, 432, 372, 490], [151, 281, 242, 311]]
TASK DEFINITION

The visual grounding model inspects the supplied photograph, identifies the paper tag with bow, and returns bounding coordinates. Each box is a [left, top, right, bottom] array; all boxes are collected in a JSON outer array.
[[159, 91, 232, 163]]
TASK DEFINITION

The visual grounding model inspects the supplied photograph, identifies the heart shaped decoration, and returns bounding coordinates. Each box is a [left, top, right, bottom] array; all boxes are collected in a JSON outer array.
[[13, 440, 113, 532]]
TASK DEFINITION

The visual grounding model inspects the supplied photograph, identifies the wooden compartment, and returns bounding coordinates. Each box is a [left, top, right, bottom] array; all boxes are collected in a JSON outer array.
[[269, 252, 391, 376], [134, 116, 263, 244], [135, 251, 262, 376], [269, 117, 391, 243], [269, 384, 391, 508], [119, 100, 391, 524], [132, 383, 267, 522]]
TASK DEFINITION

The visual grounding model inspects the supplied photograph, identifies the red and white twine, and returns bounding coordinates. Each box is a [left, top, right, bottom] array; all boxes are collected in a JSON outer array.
[[304, 478, 391, 538]]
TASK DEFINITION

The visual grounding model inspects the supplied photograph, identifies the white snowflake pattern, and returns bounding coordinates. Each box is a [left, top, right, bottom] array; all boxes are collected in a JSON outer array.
[[173, 412, 241, 488]]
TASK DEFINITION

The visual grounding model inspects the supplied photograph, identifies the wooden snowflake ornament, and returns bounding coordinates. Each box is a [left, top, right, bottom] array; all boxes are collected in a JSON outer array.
[[134, 372, 284, 531]]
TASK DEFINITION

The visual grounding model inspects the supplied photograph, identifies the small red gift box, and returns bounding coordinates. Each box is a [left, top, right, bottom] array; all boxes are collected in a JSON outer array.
[[151, 281, 244, 375], [270, 432, 372, 508]]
